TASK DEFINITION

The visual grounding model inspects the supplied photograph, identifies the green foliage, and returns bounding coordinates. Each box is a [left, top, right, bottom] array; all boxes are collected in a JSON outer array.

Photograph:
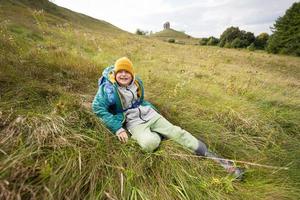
[[219, 27, 241, 47], [254, 33, 269, 50], [267, 2, 300, 56], [231, 38, 242, 48], [224, 42, 231, 48], [240, 31, 255, 47], [152, 28, 190, 38], [199, 37, 209, 45], [167, 38, 175, 43], [247, 43, 256, 51], [219, 27, 255, 48], [136, 29, 148, 35], [151, 28, 198, 45], [207, 36, 219, 46]]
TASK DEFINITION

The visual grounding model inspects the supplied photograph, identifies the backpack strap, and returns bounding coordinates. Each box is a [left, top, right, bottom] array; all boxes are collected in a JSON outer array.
[[121, 99, 142, 112], [98, 76, 105, 87]]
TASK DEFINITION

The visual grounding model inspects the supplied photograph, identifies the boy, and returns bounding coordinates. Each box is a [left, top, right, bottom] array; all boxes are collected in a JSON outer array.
[[92, 57, 244, 179]]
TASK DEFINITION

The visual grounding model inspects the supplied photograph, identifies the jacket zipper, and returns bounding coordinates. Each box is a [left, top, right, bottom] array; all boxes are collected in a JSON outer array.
[[126, 87, 147, 122], [126, 87, 135, 107], [138, 107, 147, 122]]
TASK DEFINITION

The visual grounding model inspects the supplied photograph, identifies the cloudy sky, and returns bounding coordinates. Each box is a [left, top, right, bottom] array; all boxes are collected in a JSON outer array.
[[51, 0, 297, 38]]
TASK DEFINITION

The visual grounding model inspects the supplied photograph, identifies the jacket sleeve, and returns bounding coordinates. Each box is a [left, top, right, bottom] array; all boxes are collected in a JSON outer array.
[[92, 84, 124, 134]]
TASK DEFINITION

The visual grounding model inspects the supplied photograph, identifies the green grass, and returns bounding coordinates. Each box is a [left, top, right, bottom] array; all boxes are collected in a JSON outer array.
[[0, 0, 300, 199], [151, 28, 191, 38], [150, 28, 199, 45]]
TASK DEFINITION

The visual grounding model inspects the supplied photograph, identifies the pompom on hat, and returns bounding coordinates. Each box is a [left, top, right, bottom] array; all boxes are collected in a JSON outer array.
[[114, 57, 134, 78]]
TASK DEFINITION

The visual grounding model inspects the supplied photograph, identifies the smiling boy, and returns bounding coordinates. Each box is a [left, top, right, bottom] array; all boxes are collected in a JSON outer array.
[[92, 57, 244, 179]]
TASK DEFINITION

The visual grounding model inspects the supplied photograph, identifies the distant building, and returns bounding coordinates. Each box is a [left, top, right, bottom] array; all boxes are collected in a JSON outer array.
[[163, 22, 170, 29]]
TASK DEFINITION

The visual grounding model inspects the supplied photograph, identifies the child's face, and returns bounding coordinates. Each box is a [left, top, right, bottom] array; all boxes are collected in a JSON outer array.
[[115, 70, 133, 86]]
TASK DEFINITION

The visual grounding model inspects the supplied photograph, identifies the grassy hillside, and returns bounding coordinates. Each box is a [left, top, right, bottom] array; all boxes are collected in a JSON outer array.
[[152, 28, 191, 38], [1, 0, 300, 199], [151, 28, 199, 45]]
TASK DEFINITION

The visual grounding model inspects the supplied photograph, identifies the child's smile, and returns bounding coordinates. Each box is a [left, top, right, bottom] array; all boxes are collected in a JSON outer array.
[[115, 70, 133, 86]]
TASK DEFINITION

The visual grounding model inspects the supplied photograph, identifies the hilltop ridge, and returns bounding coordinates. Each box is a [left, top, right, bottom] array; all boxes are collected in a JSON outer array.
[[151, 27, 199, 44], [1, 0, 125, 34]]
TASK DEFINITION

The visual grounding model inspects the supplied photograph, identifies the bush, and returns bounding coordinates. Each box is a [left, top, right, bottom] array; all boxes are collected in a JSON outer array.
[[254, 33, 269, 50], [167, 38, 175, 43], [231, 38, 242, 48], [219, 27, 241, 47], [199, 38, 209, 45], [240, 31, 255, 47], [247, 43, 256, 51], [224, 42, 231, 48], [267, 2, 300, 56], [207, 36, 219, 46], [135, 29, 148, 35], [219, 26, 255, 48]]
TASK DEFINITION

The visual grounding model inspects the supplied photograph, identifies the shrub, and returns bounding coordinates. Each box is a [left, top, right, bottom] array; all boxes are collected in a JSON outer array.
[[240, 31, 255, 47], [247, 43, 256, 51], [231, 38, 242, 48], [135, 29, 148, 35], [219, 27, 241, 47], [224, 42, 231, 48], [207, 37, 219, 46], [219, 27, 255, 48], [199, 38, 209, 45], [254, 33, 269, 50], [167, 38, 175, 43]]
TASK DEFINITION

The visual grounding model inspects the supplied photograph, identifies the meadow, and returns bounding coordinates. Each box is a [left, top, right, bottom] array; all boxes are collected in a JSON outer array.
[[0, 1, 299, 199]]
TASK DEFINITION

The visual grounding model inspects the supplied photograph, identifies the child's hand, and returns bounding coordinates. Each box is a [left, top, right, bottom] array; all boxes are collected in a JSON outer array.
[[117, 131, 128, 143]]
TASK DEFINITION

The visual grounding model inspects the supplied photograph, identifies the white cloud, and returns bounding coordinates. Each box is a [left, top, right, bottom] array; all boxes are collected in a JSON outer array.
[[52, 0, 297, 37]]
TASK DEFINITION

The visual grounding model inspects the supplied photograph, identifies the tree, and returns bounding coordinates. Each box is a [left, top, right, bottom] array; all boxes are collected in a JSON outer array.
[[135, 29, 148, 35], [219, 27, 255, 48], [199, 38, 209, 45], [247, 43, 256, 51], [207, 36, 219, 46], [231, 38, 242, 48], [219, 26, 241, 47], [254, 33, 269, 50], [241, 31, 255, 47], [267, 2, 300, 56]]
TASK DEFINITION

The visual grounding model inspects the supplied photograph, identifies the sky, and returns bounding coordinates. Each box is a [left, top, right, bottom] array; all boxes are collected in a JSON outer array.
[[51, 0, 297, 38]]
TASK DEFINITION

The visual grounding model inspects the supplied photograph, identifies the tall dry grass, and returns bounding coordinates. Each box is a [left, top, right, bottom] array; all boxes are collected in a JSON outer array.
[[0, 1, 299, 199]]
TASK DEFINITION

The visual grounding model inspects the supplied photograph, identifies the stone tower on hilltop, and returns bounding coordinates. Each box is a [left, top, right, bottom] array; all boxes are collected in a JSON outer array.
[[163, 22, 170, 29]]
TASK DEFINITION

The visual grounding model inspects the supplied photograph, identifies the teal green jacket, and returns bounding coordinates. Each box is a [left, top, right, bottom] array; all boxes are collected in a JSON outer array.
[[92, 66, 155, 134]]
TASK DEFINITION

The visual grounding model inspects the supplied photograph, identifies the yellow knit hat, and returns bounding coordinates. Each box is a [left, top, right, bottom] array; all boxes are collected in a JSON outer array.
[[114, 57, 134, 77]]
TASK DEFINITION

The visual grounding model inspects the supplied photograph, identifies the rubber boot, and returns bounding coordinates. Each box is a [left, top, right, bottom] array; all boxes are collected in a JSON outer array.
[[205, 151, 244, 180]]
